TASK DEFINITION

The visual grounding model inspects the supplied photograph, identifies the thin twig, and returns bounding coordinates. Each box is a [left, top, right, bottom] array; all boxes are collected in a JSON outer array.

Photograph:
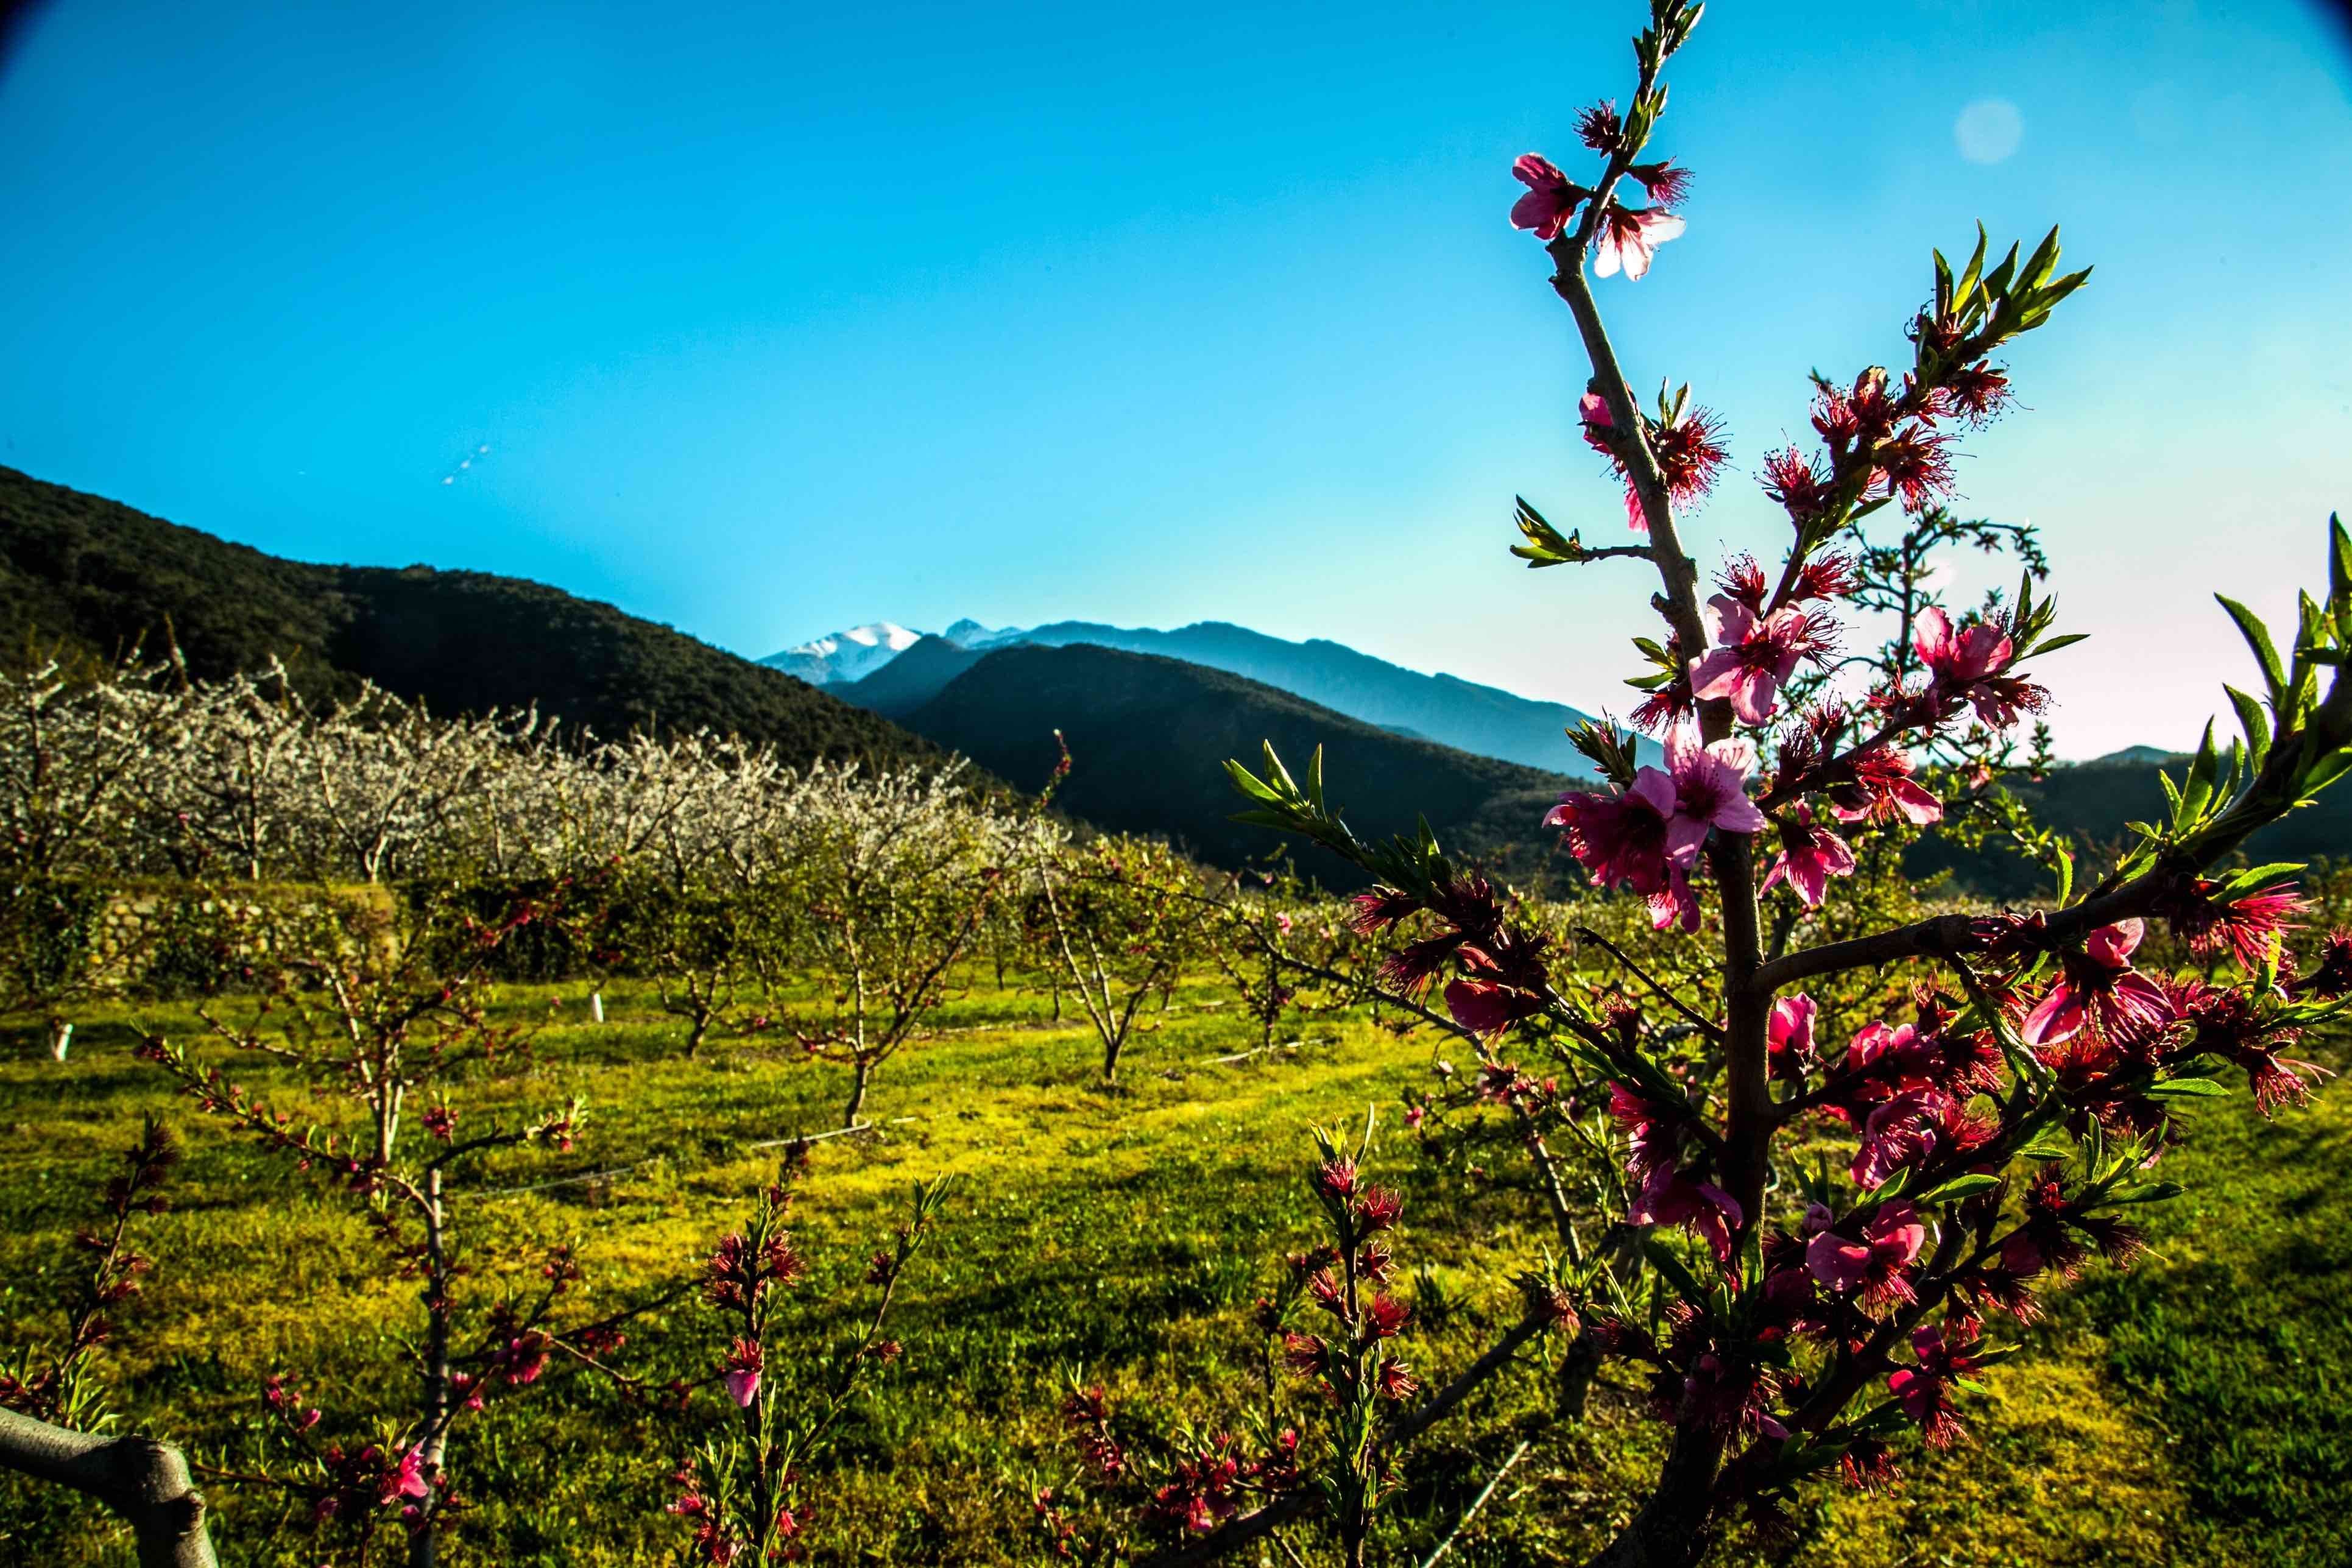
[[1418, 1438, 1531, 1568], [1573, 928, 1723, 1042]]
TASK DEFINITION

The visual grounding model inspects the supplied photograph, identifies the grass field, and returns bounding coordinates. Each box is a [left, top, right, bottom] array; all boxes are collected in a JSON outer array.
[[2, 974, 2345, 1567]]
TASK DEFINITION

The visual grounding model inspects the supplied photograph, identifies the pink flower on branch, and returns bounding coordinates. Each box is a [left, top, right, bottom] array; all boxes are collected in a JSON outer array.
[[1632, 1165, 1744, 1264], [1662, 726, 1767, 865], [1803, 1201, 1928, 1313], [1509, 154, 1590, 241], [1826, 746, 1944, 827], [2021, 920, 2175, 1049], [1594, 201, 1687, 280], [1687, 593, 1836, 724], [1579, 389, 1727, 532], [1760, 805, 1856, 908], [1768, 992, 1818, 1082], [1887, 1323, 1983, 1448], [1626, 158, 1692, 208], [722, 1338, 763, 1408]]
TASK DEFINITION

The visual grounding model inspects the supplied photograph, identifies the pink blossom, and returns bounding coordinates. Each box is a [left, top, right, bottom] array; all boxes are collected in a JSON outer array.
[[1768, 992, 1818, 1081], [1646, 866, 1701, 933], [1662, 726, 1767, 866], [1632, 1165, 1743, 1263], [722, 1338, 763, 1408], [1887, 1323, 1981, 1447], [1593, 202, 1686, 280], [1610, 1081, 1684, 1178], [1913, 606, 2010, 687], [1851, 1087, 1957, 1190], [1443, 978, 1525, 1037], [1546, 766, 1678, 897], [395, 1449, 431, 1500], [1687, 595, 1834, 724], [1579, 389, 1726, 531], [1508, 154, 1588, 241], [1804, 1201, 1927, 1312], [1827, 746, 1944, 827], [1760, 805, 1857, 908], [1626, 158, 1692, 208], [2022, 920, 2176, 1048]]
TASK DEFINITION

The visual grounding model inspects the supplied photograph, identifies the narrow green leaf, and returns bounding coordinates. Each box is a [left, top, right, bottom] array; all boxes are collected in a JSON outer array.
[[2106, 1181, 2188, 1206], [2216, 595, 2287, 705], [2021, 631, 2089, 662], [1915, 1173, 2003, 1205], [1224, 759, 1280, 804], [2227, 684, 2272, 770], [2142, 1076, 2231, 1100]]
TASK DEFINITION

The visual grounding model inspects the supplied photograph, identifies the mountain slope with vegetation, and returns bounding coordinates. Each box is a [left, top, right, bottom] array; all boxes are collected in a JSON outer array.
[[899, 642, 1575, 885], [0, 466, 947, 767], [1914, 752, 2352, 901]]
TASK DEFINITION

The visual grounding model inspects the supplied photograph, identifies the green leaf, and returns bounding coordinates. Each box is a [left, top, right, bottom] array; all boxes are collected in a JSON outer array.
[[2021, 631, 2089, 662], [1955, 223, 1988, 309], [2219, 862, 2305, 895], [1260, 741, 1299, 797], [2142, 1076, 2231, 1100], [2106, 1181, 2188, 1206], [2217, 595, 2288, 705], [2016, 1136, 2077, 1163], [2227, 684, 2272, 771], [2300, 749, 2352, 798], [1915, 1173, 2003, 1205], [2018, 225, 2063, 294], [2178, 719, 2219, 824], [1224, 758, 1281, 805], [1640, 1237, 1712, 1311]]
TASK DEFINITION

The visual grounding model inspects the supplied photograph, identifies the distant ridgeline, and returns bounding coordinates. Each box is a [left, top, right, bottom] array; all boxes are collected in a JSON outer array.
[[7, 465, 2340, 894], [774, 618, 1665, 774]]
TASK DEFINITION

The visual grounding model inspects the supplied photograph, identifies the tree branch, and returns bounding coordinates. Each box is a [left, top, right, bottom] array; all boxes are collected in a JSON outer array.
[[0, 1408, 217, 1568]]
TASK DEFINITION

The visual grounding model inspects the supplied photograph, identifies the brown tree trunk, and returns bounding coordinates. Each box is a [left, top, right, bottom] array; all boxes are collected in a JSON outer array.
[[1581, 1424, 1720, 1568]]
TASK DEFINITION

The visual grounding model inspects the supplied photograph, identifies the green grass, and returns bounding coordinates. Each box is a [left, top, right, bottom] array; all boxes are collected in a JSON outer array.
[[1, 976, 2345, 1566]]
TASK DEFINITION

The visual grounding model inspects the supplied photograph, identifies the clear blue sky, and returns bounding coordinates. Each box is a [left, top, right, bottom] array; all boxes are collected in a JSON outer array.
[[3, 0, 2347, 757]]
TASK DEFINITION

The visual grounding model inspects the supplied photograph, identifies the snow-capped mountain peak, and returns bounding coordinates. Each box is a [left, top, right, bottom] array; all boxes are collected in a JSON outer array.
[[763, 622, 927, 685]]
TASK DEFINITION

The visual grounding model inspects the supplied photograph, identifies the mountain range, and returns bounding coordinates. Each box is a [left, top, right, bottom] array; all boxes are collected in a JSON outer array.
[[765, 618, 1661, 772], [5, 464, 2341, 895]]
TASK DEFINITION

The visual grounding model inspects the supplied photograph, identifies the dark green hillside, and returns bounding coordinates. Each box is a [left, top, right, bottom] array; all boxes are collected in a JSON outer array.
[[1912, 754, 2352, 900], [902, 643, 1577, 886], [0, 467, 945, 767]]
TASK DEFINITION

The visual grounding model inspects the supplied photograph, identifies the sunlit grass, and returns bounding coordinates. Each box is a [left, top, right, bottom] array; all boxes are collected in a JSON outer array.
[[2, 975, 2342, 1566]]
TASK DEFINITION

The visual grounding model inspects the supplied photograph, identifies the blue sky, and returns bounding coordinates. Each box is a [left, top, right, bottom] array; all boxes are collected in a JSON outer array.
[[2, 0, 2348, 757]]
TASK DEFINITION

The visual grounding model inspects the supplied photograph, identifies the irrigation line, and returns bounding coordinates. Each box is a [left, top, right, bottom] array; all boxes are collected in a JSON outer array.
[[473, 1116, 923, 1198], [1204, 1034, 1337, 1066], [1418, 1438, 1530, 1568], [746, 1115, 920, 1151]]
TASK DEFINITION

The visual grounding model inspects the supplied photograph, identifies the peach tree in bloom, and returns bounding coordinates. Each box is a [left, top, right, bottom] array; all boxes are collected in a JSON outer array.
[[665, 1151, 948, 1564], [132, 885, 680, 1568], [1206, 1, 2352, 1564]]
